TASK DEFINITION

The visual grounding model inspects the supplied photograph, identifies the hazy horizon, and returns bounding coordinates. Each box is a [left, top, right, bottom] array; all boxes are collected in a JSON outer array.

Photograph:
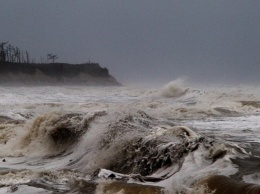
[[1, 0, 259, 85]]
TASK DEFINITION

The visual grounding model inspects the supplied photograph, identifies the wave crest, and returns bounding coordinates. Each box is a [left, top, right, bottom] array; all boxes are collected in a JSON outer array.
[[161, 80, 188, 98], [19, 111, 106, 156]]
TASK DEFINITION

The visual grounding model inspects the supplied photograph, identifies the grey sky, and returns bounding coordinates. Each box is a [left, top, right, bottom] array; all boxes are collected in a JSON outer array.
[[1, 0, 259, 84]]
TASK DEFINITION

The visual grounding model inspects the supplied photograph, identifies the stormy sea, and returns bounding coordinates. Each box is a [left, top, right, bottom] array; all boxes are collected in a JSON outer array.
[[0, 81, 260, 194]]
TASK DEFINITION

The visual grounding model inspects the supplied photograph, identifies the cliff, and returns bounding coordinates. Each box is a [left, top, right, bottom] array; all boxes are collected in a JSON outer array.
[[0, 62, 121, 86]]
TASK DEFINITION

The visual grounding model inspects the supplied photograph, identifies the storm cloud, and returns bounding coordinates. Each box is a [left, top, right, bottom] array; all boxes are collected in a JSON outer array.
[[1, 0, 259, 84]]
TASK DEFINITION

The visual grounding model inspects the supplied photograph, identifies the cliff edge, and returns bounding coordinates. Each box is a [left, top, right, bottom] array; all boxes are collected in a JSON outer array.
[[0, 62, 121, 86]]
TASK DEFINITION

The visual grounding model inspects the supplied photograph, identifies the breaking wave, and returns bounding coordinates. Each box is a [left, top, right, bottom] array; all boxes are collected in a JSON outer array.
[[161, 80, 188, 98], [0, 84, 260, 193], [0, 111, 106, 157], [57, 110, 258, 193]]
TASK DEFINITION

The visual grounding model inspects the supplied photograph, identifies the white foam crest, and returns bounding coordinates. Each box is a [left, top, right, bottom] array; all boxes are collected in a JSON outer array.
[[243, 173, 260, 185], [72, 112, 148, 172], [161, 79, 188, 98], [148, 145, 239, 193], [0, 84, 259, 122], [0, 85, 260, 192], [0, 110, 107, 157], [0, 185, 52, 194]]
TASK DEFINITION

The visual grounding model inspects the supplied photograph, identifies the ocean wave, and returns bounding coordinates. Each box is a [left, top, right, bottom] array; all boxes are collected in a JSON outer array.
[[196, 175, 260, 194], [0, 111, 106, 157], [0, 85, 260, 193], [161, 80, 188, 98], [62, 111, 250, 191]]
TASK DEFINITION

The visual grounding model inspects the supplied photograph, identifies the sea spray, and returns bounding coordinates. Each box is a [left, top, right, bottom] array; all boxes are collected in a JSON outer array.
[[161, 80, 188, 98], [0, 85, 259, 193], [8, 111, 106, 157]]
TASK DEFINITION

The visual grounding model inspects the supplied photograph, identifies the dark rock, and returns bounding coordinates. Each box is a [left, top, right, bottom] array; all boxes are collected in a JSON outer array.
[[108, 173, 116, 178]]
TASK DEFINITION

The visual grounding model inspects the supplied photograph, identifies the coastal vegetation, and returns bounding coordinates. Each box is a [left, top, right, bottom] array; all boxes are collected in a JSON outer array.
[[0, 41, 58, 64], [0, 42, 120, 86]]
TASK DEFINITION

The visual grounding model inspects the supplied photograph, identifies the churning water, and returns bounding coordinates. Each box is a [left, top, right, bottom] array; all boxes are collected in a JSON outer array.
[[0, 81, 260, 193]]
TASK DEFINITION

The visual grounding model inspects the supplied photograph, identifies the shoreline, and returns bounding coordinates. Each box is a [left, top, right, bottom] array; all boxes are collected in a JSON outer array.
[[0, 62, 121, 86]]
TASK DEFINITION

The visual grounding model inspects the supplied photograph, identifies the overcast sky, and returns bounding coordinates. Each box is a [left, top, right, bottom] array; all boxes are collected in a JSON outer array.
[[1, 0, 259, 84]]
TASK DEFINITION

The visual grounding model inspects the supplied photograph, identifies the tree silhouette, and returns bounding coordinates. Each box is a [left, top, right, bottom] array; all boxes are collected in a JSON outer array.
[[47, 53, 58, 63], [0, 42, 62, 64], [26, 51, 30, 63], [0, 42, 8, 62], [0, 42, 29, 63]]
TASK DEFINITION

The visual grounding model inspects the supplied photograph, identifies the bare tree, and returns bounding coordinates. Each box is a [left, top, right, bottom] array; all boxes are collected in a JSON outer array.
[[7, 44, 13, 62], [14, 47, 21, 63], [0, 42, 8, 62], [1, 42, 61, 64], [47, 53, 58, 63], [26, 51, 30, 63], [21, 50, 24, 63]]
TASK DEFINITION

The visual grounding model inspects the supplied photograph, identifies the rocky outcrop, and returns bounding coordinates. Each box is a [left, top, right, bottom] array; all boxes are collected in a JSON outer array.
[[0, 62, 121, 86]]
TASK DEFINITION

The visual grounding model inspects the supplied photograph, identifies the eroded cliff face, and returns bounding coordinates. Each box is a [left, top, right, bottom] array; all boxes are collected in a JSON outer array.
[[0, 62, 121, 86]]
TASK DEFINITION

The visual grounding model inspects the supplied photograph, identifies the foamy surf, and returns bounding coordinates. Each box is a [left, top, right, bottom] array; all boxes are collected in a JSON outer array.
[[0, 82, 260, 193]]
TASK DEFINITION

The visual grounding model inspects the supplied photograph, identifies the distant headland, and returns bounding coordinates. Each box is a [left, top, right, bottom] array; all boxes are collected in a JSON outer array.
[[0, 42, 120, 86], [0, 61, 121, 86]]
